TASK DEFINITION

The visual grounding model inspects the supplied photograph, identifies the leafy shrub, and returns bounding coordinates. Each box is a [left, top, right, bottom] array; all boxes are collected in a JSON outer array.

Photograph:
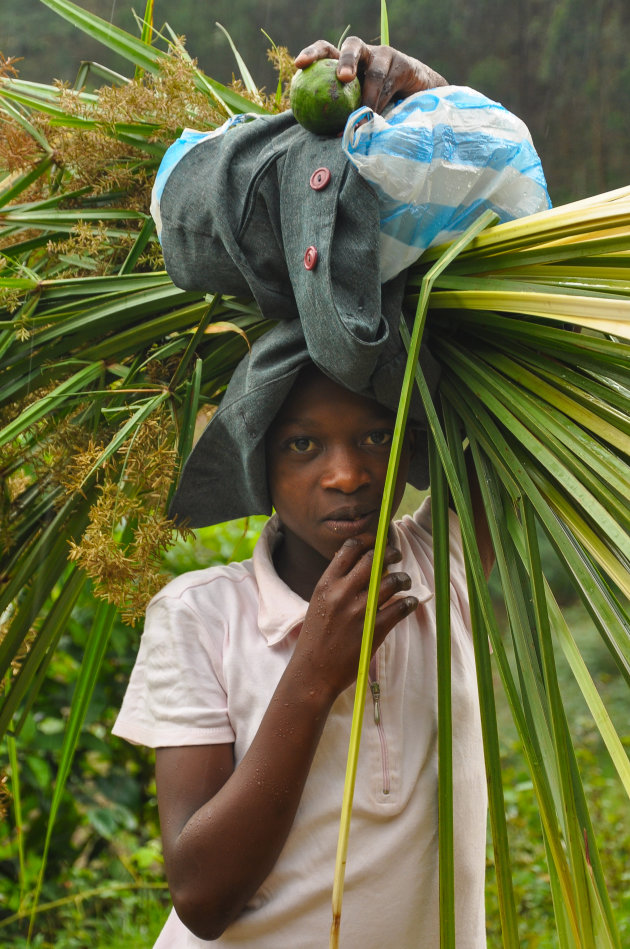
[[0, 518, 265, 946]]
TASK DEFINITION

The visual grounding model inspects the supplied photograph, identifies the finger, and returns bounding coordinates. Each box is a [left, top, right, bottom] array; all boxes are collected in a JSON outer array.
[[376, 571, 412, 607], [324, 535, 401, 591], [339, 542, 403, 600], [326, 534, 376, 580], [374, 594, 419, 643], [294, 40, 340, 68], [383, 542, 402, 569], [319, 561, 410, 637], [360, 46, 396, 112], [336, 35, 369, 82]]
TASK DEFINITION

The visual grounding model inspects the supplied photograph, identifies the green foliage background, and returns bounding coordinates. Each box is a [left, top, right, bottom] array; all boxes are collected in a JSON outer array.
[[0, 518, 267, 946], [3, 0, 630, 202]]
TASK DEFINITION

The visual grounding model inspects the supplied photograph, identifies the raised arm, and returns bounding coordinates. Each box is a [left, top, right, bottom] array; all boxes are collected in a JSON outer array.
[[155, 536, 417, 941], [294, 35, 448, 113]]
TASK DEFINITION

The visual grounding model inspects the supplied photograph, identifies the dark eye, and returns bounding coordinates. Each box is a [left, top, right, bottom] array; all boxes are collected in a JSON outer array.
[[364, 430, 393, 447], [288, 436, 317, 453]]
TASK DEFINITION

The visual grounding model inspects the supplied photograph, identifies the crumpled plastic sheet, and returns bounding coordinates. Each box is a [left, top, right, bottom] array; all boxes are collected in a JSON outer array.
[[342, 86, 551, 283]]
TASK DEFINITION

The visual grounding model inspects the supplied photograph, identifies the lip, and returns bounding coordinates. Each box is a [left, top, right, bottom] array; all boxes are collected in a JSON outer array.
[[321, 507, 377, 537]]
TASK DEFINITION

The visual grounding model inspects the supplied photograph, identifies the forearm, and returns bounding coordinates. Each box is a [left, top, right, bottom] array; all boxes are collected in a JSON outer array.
[[159, 665, 334, 940]]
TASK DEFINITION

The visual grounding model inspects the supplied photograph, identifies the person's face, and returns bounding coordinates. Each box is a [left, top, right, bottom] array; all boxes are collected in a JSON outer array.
[[266, 367, 412, 593]]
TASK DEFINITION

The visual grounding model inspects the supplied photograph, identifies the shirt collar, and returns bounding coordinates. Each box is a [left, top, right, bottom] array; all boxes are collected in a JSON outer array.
[[253, 515, 309, 646], [252, 514, 435, 647]]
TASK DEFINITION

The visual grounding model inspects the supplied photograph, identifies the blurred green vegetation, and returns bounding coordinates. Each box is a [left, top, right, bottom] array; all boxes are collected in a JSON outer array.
[[0, 518, 265, 947], [1, 517, 627, 947], [486, 600, 630, 948], [3, 0, 630, 203]]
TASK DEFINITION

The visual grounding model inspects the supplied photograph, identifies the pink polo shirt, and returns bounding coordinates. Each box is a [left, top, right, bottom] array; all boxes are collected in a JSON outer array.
[[113, 499, 487, 948]]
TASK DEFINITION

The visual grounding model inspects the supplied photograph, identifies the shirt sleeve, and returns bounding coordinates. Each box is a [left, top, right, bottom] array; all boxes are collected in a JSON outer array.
[[112, 592, 236, 749]]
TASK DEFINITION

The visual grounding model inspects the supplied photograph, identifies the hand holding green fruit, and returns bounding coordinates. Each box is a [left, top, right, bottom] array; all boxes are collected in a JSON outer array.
[[294, 35, 448, 118]]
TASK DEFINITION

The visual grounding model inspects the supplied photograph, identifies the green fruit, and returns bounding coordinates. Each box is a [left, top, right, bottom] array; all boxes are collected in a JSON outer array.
[[290, 59, 362, 136]]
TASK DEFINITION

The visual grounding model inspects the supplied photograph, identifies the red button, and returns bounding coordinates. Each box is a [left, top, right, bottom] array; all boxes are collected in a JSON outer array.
[[310, 167, 331, 190], [304, 246, 318, 270]]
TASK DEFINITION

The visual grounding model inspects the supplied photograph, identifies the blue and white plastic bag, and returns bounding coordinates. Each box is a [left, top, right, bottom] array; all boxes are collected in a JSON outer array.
[[342, 86, 551, 282]]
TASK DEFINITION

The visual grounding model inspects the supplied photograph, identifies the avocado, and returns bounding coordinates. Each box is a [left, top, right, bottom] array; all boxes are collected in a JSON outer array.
[[290, 59, 362, 136]]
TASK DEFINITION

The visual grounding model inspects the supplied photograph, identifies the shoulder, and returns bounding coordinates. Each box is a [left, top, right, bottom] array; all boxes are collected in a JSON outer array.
[[396, 496, 463, 554], [139, 562, 254, 661], [148, 558, 256, 619], [395, 496, 469, 612], [138, 560, 261, 672]]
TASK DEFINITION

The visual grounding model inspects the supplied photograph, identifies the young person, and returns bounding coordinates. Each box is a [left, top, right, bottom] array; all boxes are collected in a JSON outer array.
[[113, 331, 493, 949], [113, 39, 496, 947]]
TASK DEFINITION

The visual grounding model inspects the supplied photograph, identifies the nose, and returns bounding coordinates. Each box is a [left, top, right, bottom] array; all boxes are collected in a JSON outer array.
[[319, 445, 371, 493]]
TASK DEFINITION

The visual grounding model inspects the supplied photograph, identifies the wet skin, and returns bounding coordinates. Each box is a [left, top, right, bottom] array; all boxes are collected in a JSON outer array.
[[266, 365, 413, 601]]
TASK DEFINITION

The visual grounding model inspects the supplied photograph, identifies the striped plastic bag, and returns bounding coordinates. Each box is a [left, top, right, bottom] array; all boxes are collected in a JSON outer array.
[[341, 86, 551, 282]]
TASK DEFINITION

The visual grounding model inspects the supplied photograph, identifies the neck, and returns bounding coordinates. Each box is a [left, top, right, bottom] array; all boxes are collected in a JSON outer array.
[[272, 530, 328, 601]]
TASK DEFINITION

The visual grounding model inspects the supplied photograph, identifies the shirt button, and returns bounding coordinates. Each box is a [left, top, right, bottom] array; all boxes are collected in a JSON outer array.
[[310, 167, 332, 190], [303, 246, 318, 270]]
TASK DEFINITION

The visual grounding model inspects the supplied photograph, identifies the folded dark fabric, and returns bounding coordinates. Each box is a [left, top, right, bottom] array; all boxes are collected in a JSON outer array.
[[169, 319, 438, 528], [159, 111, 405, 391]]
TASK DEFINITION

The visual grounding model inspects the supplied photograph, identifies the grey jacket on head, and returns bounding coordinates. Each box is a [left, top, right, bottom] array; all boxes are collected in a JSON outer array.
[[160, 110, 412, 390], [157, 109, 440, 527], [169, 318, 439, 528]]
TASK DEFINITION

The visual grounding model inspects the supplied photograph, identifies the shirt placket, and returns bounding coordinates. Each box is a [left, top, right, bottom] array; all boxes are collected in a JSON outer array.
[[369, 651, 391, 797]]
